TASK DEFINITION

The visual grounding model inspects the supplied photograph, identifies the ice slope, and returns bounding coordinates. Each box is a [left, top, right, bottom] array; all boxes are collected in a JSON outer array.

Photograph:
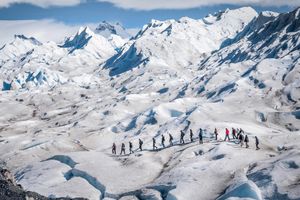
[[0, 27, 116, 90], [58, 26, 117, 77], [107, 34, 127, 50], [60, 26, 116, 59], [104, 7, 258, 76], [187, 8, 300, 130], [0, 35, 41, 59], [0, 35, 42, 68], [0, 6, 299, 200], [0, 37, 67, 90], [210, 8, 300, 63]]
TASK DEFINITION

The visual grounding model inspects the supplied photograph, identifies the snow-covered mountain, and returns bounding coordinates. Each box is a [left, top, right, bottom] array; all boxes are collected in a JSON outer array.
[[0, 34, 41, 64], [195, 7, 300, 110], [94, 21, 132, 49], [0, 26, 117, 90], [60, 26, 115, 57], [0, 7, 300, 200], [0, 35, 67, 90], [95, 21, 132, 39], [58, 26, 116, 73], [104, 7, 257, 76]]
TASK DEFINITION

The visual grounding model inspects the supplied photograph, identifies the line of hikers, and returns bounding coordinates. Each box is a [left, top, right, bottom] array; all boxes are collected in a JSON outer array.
[[112, 127, 260, 155]]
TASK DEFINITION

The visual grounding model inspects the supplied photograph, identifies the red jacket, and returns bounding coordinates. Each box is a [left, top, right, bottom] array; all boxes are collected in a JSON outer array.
[[225, 128, 229, 135]]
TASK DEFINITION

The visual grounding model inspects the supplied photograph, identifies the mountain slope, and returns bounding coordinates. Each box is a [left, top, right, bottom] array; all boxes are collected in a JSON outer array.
[[0, 6, 299, 200], [0, 27, 116, 90], [193, 7, 300, 109], [60, 26, 116, 58], [0, 35, 41, 65], [104, 7, 258, 76]]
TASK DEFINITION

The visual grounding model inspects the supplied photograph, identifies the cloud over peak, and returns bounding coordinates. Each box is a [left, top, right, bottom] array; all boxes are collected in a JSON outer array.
[[0, 0, 299, 9], [0, 19, 82, 46], [0, 0, 84, 8], [96, 0, 300, 10]]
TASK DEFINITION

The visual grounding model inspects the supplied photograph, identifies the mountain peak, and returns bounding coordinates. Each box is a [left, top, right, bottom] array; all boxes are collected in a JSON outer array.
[[260, 11, 279, 18], [13, 34, 42, 45], [59, 25, 116, 58], [95, 21, 117, 35], [61, 26, 95, 50], [202, 7, 258, 27], [207, 7, 255, 20], [95, 21, 131, 39], [77, 26, 94, 36]]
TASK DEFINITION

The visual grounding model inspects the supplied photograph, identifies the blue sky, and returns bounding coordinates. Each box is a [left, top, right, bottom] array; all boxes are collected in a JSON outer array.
[[0, 0, 295, 28], [0, 0, 298, 46]]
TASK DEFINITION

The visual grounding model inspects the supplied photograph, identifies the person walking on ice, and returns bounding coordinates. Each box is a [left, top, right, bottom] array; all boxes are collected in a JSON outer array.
[[180, 130, 185, 144], [214, 128, 218, 140], [120, 143, 126, 155], [153, 138, 158, 150], [236, 128, 240, 139], [232, 128, 237, 139], [169, 133, 173, 146], [161, 135, 165, 148], [224, 128, 230, 141], [239, 134, 244, 147], [112, 143, 116, 154], [237, 128, 244, 139], [244, 135, 249, 148], [255, 136, 260, 150], [199, 128, 203, 144], [129, 141, 134, 154], [139, 139, 143, 151], [190, 129, 194, 143]]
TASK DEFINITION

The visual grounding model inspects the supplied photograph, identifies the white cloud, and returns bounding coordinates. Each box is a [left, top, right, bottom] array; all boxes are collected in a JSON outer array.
[[1, 0, 298, 9], [0, 0, 84, 8], [97, 0, 300, 10], [0, 19, 138, 47], [0, 19, 84, 46]]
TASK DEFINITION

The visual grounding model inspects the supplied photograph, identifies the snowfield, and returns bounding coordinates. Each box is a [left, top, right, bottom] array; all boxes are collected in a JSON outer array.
[[0, 7, 300, 200]]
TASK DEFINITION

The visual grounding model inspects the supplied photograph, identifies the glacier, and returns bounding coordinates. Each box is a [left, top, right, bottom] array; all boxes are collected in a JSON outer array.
[[0, 7, 300, 200]]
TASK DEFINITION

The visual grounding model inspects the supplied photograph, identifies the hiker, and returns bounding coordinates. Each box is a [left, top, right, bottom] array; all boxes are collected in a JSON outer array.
[[214, 128, 218, 140], [129, 141, 134, 154], [239, 128, 244, 134], [238, 128, 244, 139], [199, 128, 203, 144], [239, 134, 244, 147], [153, 138, 158, 150], [161, 135, 165, 148], [169, 133, 173, 146], [224, 128, 230, 141], [190, 129, 194, 142], [232, 128, 237, 139], [255, 136, 260, 150], [112, 143, 116, 154], [180, 130, 185, 144], [120, 143, 125, 155], [139, 139, 143, 151], [244, 135, 249, 148], [236, 128, 240, 139]]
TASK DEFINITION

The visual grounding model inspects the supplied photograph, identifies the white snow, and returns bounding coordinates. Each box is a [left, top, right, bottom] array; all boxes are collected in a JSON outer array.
[[0, 6, 299, 200]]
